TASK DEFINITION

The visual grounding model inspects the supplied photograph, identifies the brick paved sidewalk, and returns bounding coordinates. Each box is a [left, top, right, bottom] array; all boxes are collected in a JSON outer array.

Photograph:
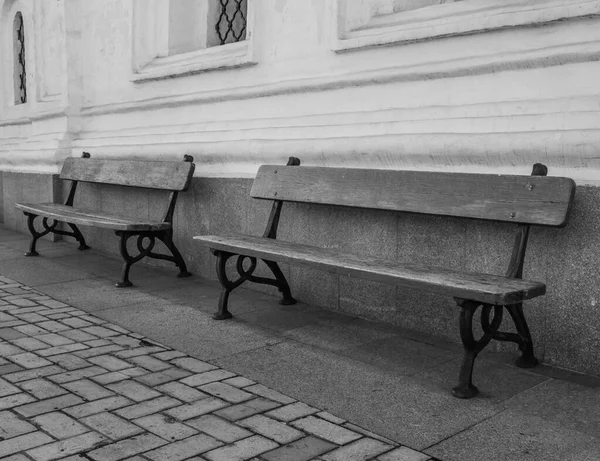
[[0, 275, 435, 461]]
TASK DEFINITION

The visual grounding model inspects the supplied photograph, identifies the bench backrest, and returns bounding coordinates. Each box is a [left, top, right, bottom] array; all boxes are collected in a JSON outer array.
[[60, 157, 195, 191], [250, 165, 576, 227]]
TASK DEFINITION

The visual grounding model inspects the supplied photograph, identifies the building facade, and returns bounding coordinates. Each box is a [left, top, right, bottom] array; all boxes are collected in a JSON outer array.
[[1, 0, 599, 376]]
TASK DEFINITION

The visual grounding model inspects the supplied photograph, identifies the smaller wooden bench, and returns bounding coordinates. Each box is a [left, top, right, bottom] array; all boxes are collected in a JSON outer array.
[[194, 157, 576, 399], [15, 152, 195, 287]]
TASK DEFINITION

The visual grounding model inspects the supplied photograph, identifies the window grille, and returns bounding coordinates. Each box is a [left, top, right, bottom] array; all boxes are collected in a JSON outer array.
[[215, 0, 247, 45], [14, 12, 26, 104]]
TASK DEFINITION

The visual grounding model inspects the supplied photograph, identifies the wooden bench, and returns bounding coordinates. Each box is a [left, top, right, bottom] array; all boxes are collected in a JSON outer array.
[[15, 152, 195, 288], [194, 157, 576, 399]]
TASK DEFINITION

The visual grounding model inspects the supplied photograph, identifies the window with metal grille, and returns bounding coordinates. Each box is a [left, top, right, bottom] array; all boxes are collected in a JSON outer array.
[[215, 0, 247, 45], [13, 11, 26, 105]]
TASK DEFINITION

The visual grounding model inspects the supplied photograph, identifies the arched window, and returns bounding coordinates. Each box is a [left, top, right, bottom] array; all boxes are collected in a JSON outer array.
[[13, 11, 26, 104]]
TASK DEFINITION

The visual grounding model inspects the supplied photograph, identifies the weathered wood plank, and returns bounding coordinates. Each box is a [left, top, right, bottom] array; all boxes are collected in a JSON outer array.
[[60, 158, 195, 191], [194, 234, 546, 305], [250, 166, 576, 226], [15, 203, 171, 231]]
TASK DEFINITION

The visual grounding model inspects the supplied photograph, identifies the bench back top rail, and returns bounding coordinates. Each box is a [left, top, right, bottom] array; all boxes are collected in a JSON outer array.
[[60, 155, 195, 191], [250, 165, 576, 227]]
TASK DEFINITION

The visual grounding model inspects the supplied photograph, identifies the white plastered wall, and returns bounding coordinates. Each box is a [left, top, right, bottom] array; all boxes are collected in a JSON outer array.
[[1, 0, 599, 184]]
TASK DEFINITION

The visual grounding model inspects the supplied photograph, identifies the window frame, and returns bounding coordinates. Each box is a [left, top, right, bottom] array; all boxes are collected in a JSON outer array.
[[335, 0, 600, 52], [131, 0, 256, 83]]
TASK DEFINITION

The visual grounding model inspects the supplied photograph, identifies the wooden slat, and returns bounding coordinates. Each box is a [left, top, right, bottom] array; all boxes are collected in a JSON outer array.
[[250, 166, 576, 226], [60, 158, 195, 191], [15, 203, 171, 231], [194, 234, 546, 305]]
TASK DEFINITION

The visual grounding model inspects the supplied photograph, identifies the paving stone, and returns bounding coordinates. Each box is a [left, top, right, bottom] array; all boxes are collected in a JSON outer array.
[[186, 414, 253, 443], [115, 346, 165, 358], [0, 364, 24, 375], [11, 337, 48, 351], [199, 382, 254, 403], [0, 393, 36, 410], [81, 326, 119, 338], [135, 367, 192, 386], [322, 438, 393, 461], [13, 313, 47, 323], [145, 433, 223, 461], [36, 321, 70, 333], [74, 345, 124, 358], [0, 343, 26, 356], [15, 394, 84, 417], [128, 355, 171, 371], [36, 334, 74, 346], [13, 325, 49, 336], [114, 395, 182, 419], [38, 343, 89, 357], [0, 410, 36, 439], [215, 397, 282, 422], [106, 379, 161, 401], [32, 412, 88, 439], [1, 454, 31, 461], [18, 378, 68, 399], [62, 379, 115, 401], [0, 321, 25, 328], [317, 411, 346, 425], [103, 323, 129, 334], [0, 328, 27, 340], [60, 329, 98, 342], [87, 433, 167, 461], [120, 366, 148, 377], [204, 435, 278, 461], [81, 412, 144, 440], [0, 432, 54, 458], [4, 365, 65, 383], [0, 313, 18, 322], [344, 422, 398, 445], [156, 381, 208, 402], [8, 353, 53, 369], [261, 436, 338, 461], [153, 350, 187, 361], [60, 318, 94, 328], [134, 413, 198, 441], [180, 370, 237, 387], [291, 416, 362, 445], [0, 377, 20, 396], [377, 447, 432, 461], [170, 357, 217, 373], [245, 384, 296, 404], [47, 353, 91, 371], [48, 366, 108, 384], [165, 397, 229, 420], [90, 371, 130, 385], [265, 402, 319, 422], [64, 396, 134, 418], [239, 414, 305, 444], [222, 376, 256, 388], [26, 432, 107, 461], [37, 300, 68, 309]]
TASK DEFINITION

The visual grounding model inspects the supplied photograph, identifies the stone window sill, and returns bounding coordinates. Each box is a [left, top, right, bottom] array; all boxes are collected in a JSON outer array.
[[335, 0, 600, 52], [131, 41, 256, 82]]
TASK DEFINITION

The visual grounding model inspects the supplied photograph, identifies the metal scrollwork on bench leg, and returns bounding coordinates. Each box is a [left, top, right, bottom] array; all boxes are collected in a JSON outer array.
[[24, 214, 56, 256], [213, 251, 258, 320], [156, 231, 192, 278], [115, 231, 156, 288], [263, 260, 296, 305], [453, 298, 503, 399], [506, 303, 538, 368], [67, 223, 91, 251]]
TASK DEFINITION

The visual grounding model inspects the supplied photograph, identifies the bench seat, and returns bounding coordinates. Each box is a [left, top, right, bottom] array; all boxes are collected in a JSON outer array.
[[15, 203, 172, 232], [195, 234, 546, 306]]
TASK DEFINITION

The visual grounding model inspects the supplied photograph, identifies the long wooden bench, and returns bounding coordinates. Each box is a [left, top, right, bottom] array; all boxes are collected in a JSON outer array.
[[15, 152, 195, 287], [194, 157, 576, 399]]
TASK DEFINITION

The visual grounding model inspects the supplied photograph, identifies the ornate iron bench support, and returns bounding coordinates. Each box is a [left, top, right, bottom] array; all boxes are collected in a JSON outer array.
[[24, 213, 90, 257], [115, 230, 191, 288]]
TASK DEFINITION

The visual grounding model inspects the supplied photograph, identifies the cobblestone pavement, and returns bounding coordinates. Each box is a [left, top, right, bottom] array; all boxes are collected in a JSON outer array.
[[0, 275, 436, 461]]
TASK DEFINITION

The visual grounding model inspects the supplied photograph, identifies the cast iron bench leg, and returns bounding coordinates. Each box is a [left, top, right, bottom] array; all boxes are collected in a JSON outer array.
[[67, 223, 91, 251], [506, 303, 538, 368], [263, 260, 296, 305], [157, 231, 192, 278]]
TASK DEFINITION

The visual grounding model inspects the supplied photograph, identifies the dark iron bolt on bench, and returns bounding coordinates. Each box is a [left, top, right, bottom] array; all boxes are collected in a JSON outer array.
[[15, 152, 195, 288], [194, 157, 576, 399]]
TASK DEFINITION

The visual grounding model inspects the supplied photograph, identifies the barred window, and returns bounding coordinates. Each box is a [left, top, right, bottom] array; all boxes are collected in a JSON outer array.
[[215, 0, 247, 46], [13, 11, 26, 104]]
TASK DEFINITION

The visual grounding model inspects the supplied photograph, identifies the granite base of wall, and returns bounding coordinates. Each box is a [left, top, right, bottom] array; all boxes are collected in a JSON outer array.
[[2, 172, 599, 376]]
